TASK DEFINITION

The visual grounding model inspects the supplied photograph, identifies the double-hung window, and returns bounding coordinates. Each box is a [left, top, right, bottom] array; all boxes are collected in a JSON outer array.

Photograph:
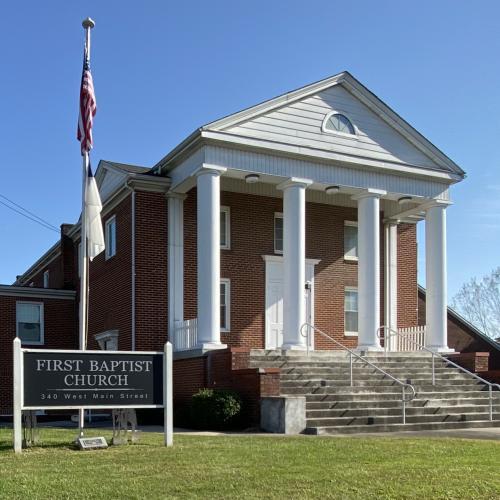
[[344, 221, 358, 261], [274, 213, 283, 254], [16, 302, 44, 345], [344, 288, 358, 336], [220, 206, 231, 249], [105, 216, 117, 259], [220, 279, 230, 332]]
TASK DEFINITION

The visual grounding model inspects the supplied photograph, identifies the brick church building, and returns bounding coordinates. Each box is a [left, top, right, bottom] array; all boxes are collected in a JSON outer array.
[[2, 72, 498, 433]]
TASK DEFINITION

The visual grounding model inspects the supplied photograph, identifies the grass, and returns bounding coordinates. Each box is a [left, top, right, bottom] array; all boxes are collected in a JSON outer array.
[[0, 427, 499, 499]]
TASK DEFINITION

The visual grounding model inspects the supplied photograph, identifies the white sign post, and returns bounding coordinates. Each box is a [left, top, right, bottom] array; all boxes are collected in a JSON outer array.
[[13, 338, 22, 454], [164, 341, 173, 447]]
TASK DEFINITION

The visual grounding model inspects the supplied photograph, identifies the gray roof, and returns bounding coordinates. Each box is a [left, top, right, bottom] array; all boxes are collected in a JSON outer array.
[[100, 160, 151, 175]]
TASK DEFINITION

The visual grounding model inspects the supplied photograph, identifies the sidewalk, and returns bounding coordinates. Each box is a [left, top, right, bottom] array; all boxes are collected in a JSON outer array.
[[33, 421, 500, 440]]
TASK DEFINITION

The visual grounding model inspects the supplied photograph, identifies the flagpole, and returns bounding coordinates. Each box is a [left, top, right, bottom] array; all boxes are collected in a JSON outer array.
[[78, 16, 95, 438]]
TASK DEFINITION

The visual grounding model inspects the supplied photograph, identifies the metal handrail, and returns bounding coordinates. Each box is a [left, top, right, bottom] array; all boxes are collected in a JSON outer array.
[[378, 325, 500, 421], [300, 323, 416, 424]]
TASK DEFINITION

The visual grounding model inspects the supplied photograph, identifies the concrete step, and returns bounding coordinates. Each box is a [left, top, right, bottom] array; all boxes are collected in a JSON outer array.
[[251, 350, 434, 359], [306, 412, 500, 428], [279, 367, 465, 376], [304, 390, 497, 402], [306, 405, 500, 419], [281, 384, 488, 396], [280, 378, 480, 387], [304, 419, 500, 435], [250, 359, 446, 367], [306, 396, 497, 409]]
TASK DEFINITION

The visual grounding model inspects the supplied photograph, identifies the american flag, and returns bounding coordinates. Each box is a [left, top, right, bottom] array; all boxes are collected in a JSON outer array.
[[77, 48, 97, 155]]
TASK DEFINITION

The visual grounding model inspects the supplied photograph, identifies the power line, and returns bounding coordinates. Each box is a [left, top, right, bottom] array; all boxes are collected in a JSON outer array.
[[0, 193, 59, 231], [0, 196, 59, 233]]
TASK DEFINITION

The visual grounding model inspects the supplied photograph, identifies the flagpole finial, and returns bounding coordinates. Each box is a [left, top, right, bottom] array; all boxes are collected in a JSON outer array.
[[82, 17, 95, 30]]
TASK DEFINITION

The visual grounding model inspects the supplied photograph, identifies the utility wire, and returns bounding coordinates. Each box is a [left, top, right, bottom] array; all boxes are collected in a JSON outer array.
[[0, 197, 59, 233], [0, 193, 59, 230]]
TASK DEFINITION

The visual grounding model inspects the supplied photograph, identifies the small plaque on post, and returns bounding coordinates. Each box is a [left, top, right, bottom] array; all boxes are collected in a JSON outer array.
[[77, 436, 108, 450]]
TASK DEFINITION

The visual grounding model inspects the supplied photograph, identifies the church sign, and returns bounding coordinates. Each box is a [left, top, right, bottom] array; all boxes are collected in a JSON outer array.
[[22, 351, 163, 409], [13, 340, 173, 453]]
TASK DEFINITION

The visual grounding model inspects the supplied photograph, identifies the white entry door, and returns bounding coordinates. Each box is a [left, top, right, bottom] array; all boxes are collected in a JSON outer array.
[[264, 256, 317, 349]]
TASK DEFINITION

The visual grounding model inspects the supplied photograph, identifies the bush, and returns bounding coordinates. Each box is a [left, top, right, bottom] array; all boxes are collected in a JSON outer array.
[[189, 388, 242, 430]]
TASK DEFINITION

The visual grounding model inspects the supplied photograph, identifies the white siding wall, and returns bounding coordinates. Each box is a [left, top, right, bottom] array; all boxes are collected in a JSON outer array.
[[98, 169, 127, 202]]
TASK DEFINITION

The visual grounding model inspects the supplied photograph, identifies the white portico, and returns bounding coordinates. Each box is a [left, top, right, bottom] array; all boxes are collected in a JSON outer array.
[[159, 71, 465, 353]]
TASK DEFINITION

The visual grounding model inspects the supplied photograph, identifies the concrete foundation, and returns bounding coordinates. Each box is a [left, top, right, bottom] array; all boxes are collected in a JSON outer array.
[[260, 396, 306, 434]]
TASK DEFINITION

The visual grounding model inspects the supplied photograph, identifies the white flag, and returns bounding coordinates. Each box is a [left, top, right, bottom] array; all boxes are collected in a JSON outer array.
[[86, 164, 105, 260]]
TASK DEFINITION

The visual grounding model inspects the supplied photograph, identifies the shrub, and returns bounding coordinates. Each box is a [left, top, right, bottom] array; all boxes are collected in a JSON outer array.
[[190, 388, 242, 430]]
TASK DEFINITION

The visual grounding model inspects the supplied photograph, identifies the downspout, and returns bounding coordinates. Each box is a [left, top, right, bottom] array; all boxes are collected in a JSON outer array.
[[125, 180, 136, 351]]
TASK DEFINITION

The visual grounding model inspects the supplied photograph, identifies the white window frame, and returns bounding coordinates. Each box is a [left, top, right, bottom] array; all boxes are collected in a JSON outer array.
[[344, 287, 358, 337], [105, 216, 117, 260], [16, 301, 44, 345], [220, 206, 231, 250], [43, 270, 49, 289], [95, 330, 119, 350], [274, 212, 283, 255], [321, 111, 358, 139], [220, 278, 231, 332], [344, 221, 359, 262]]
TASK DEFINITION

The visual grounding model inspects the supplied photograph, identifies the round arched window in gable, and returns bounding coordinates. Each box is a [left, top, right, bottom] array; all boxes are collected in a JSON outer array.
[[323, 113, 356, 135]]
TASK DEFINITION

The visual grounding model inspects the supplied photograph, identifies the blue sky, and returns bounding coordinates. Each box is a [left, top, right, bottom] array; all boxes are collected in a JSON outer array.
[[1, 1, 499, 297]]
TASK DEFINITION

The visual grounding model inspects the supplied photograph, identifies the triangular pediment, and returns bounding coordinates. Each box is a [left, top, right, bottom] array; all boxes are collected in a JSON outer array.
[[203, 72, 463, 176]]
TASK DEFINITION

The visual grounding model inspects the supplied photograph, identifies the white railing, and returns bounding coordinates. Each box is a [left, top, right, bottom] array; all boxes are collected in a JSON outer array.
[[394, 326, 427, 352], [379, 325, 500, 422], [173, 318, 198, 352], [301, 323, 415, 424]]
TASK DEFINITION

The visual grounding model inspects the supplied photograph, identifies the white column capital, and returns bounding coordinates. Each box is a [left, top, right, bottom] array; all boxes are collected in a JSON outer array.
[[423, 199, 452, 212], [384, 219, 399, 228], [277, 177, 313, 191], [165, 191, 187, 201], [192, 164, 227, 178], [352, 188, 387, 201]]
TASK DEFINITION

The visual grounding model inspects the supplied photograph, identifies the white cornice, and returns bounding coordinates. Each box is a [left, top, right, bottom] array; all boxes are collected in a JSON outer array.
[[201, 131, 462, 183], [0, 285, 76, 300]]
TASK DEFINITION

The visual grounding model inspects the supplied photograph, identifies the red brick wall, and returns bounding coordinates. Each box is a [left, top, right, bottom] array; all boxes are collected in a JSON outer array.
[[134, 191, 168, 351], [0, 296, 77, 414], [183, 189, 418, 350], [418, 292, 500, 369], [397, 224, 418, 328], [172, 349, 280, 426], [87, 195, 132, 350]]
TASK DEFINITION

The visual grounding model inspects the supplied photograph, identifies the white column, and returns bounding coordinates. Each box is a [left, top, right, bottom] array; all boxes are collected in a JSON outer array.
[[384, 222, 398, 351], [425, 202, 452, 352], [354, 189, 386, 351], [167, 192, 186, 347], [196, 166, 227, 350], [277, 178, 312, 350]]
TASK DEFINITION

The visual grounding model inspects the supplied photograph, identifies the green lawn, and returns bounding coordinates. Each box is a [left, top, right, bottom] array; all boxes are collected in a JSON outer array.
[[0, 427, 498, 499]]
